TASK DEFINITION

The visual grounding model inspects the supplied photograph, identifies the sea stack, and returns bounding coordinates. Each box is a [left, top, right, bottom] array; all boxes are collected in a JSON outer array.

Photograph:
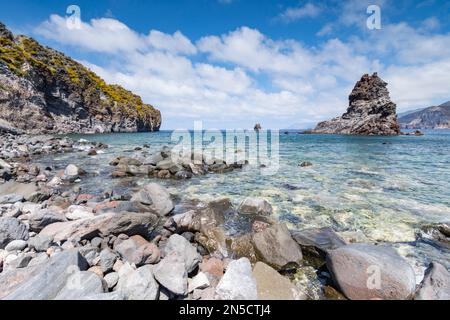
[[313, 73, 400, 135]]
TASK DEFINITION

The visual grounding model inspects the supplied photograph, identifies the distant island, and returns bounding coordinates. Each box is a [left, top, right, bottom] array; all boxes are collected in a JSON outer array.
[[0, 22, 161, 134], [398, 101, 450, 129]]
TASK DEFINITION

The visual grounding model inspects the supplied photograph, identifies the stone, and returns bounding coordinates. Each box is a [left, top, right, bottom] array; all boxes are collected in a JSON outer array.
[[29, 208, 66, 232], [116, 263, 159, 300], [131, 183, 174, 216], [88, 266, 104, 277], [163, 234, 201, 273], [64, 164, 85, 177], [39, 212, 159, 242], [3, 250, 88, 300], [104, 272, 119, 289], [114, 235, 160, 266], [66, 205, 94, 220], [188, 272, 210, 293], [216, 258, 257, 300], [8, 254, 33, 269], [0, 194, 24, 204], [55, 271, 106, 300], [313, 73, 401, 135], [253, 262, 305, 300], [415, 262, 450, 300], [97, 248, 117, 273], [200, 257, 224, 278], [153, 253, 188, 296], [5, 239, 27, 252], [0, 217, 29, 249], [252, 224, 303, 270], [326, 243, 416, 300], [299, 161, 313, 167], [238, 197, 273, 216], [28, 234, 53, 252], [291, 227, 346, 258]]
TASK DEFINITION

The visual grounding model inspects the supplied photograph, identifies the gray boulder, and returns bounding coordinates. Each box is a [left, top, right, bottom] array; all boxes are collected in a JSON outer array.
[[116, 263, 159, 300], [0, 217, 29, 249], [327, 243, 416, 300], [238, 197, 273, 216], [28, 234, 54, 252], [114, 235, 160, 266], [252, 224, 302, 270], [131, 183, 174, 216], [0, 194, 24, 204], [153, 253, 188, 296], [55, 271, 106, 300], [163, 234, 201, 273], [29, 208, 66, 232], [216, 258, 258, 300], [4, 250, 88, 300], [415, 262, 450, 300], [96, 248, 117, 273], [5, 239, 28, 252]]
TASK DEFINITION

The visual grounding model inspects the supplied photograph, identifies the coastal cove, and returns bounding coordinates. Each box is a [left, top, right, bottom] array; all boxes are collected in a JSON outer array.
[[35, 129, 450, 272]]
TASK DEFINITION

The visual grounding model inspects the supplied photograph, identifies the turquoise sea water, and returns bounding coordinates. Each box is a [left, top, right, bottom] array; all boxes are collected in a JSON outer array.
[[38, 130, 450, 278]]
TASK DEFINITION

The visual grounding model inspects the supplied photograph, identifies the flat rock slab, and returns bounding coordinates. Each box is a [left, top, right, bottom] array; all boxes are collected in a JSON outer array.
[[0, 181, 38, 199], [291, 227, 346, 256], [3, 250, 88, 300], [327, 244, 416, 300]]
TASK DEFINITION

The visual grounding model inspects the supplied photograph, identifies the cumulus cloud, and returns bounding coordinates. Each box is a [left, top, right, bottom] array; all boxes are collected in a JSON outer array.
[[278, 3, 323, 23], [34, 14, 450, 128]]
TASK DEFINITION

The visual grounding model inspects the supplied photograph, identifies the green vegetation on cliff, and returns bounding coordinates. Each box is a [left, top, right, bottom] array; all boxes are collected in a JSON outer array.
[[0, 22, 160, 130]]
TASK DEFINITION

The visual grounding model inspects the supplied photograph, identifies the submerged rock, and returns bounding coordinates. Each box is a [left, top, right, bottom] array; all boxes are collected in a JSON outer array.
[[252, 224, 303, 270], [326, 243, 416, 300], [238, 197, 273, 216], [313, 73, 401, 135]]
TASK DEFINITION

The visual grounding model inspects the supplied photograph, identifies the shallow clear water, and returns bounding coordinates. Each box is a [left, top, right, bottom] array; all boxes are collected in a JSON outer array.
[[37, 130, 450, 277]]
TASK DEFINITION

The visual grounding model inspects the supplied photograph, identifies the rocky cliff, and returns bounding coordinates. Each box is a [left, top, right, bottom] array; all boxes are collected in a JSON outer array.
[[313, 73, 400, 135], [0, 22, 161, 134], [399, 102, 450, 129]]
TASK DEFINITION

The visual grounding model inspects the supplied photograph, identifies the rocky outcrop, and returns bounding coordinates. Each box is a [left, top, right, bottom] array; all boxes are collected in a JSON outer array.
[[313, 73, 400, 135], [399, 101, 450, 129], [0, 22, 161, 134]]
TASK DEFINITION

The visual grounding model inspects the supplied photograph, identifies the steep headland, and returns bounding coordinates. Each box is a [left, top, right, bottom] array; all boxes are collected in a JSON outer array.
[[0, 22, 161, 134], [313, 73, 400, 135], [399, 101, 450, 129]]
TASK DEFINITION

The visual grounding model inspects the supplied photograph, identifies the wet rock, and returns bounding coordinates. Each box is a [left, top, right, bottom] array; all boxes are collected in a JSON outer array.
[[417, 223, 450, 250], [153, 252, 188, 296], [252, 224, 303, 270], [229, 234, 258, 263], [3, 250, 88, 300], [0, 217, 29, 249], [238, 197, 273, 216], [415, 262, 450, 300], [5, 239, 27, 252], [291, 227, 346, 264], [55, 270, 106, 300], [131, 183, 174, 216], [216, 258, 257, 300], [253, 262, 305, 300], [326, 244, 416, 300], [299, 161, 313, 167], [114, 235, 160, 266], [200, 257, 224, 279], [64, 164, 85, 179], [163, 234, 201, 273]]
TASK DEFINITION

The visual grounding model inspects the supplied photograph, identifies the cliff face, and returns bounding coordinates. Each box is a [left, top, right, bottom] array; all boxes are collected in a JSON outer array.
[[313, 73, 400, 135], [0, 22, 161, 134], [399, 102, 450, 129]]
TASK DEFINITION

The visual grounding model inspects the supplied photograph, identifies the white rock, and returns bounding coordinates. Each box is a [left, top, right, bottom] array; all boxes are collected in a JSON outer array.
[[188, 272, 210, 293], [216, 258, 258, 300]]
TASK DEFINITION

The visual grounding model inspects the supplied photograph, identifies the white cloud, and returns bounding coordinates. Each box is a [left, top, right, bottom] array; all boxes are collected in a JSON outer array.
[[278, 3, 322, 23], [34, 14, 450, 128]]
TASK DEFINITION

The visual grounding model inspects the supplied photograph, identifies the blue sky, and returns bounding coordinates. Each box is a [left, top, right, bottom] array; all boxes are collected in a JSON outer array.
[[1, 0, 450, 129]]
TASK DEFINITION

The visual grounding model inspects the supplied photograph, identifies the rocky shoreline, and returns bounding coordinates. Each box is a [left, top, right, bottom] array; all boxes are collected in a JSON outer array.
[[0, 132, 449, 300]]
